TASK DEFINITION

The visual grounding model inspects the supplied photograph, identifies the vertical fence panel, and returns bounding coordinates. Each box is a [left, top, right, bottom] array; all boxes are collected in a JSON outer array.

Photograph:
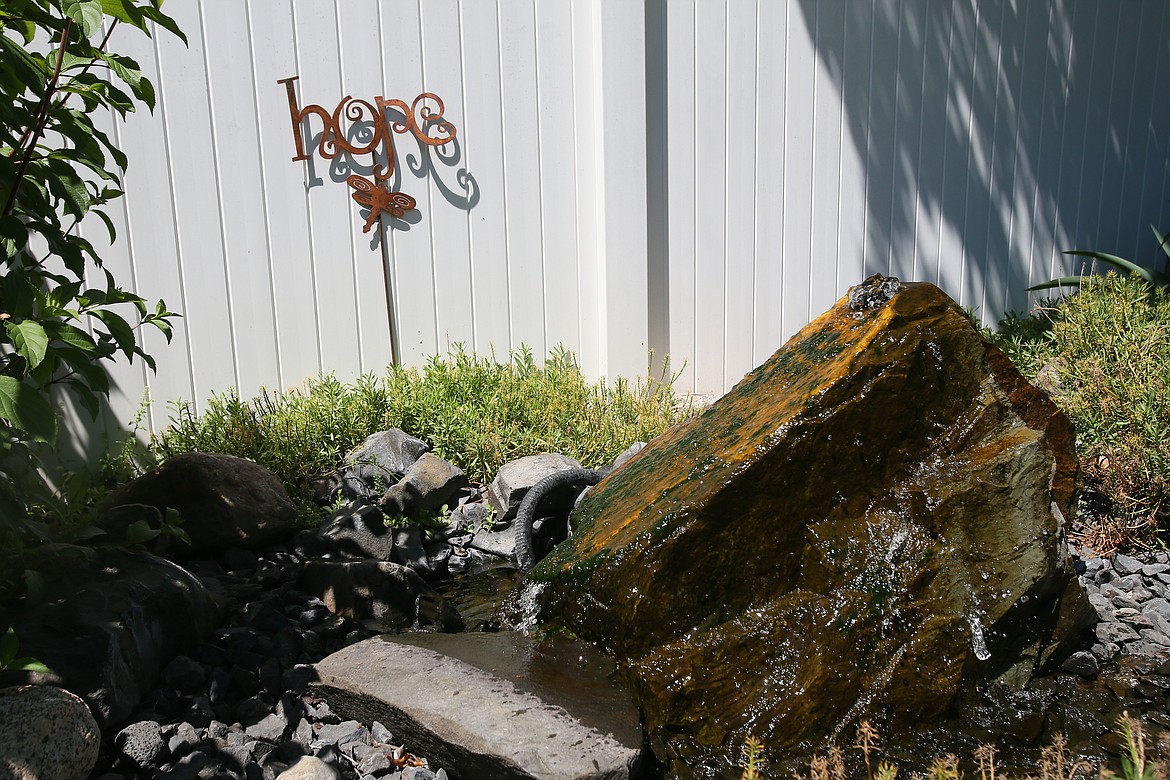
[[249, 0, 321, 390], [498, 0, 547, 358], [201, 1, 282, 397], [535, 3, 583, 357], [691, 0, 727, 393], [156, 3, 237, 406], [780, 4, 815, 338], [418, 0, 476, 356], [751, 0, 786, 369], [665, 0, 697, 394], [722, 0, 759, 387], [808, 1, 846, 319], [460, 1, 512, 359], [290, 3, 365, 377]]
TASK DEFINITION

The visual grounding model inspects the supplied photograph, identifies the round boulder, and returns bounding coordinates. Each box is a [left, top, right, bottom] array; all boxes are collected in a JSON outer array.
[[0, 685, 100, 780], [100, 452, 298, 556]]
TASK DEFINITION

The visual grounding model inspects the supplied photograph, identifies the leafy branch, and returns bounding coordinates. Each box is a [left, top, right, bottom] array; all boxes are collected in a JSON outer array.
[[0, 0, 185, 598]]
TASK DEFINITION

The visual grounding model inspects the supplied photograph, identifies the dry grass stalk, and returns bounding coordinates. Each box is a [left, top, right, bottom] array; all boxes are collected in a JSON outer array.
[[856, 721, 883, 780]]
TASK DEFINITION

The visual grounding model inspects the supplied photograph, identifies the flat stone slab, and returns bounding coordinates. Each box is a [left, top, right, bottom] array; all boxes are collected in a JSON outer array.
[[311, 634, 643, 780]]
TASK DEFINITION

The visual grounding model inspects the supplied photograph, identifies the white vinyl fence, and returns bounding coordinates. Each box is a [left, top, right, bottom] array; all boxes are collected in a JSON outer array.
[[63, 0, 1170, 461]]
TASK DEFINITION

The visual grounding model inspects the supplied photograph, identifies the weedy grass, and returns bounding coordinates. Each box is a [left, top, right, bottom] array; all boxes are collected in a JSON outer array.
[[749, 714, 1158, 780], [132, 345, 690, 517], [987, 273, 1170, 553]]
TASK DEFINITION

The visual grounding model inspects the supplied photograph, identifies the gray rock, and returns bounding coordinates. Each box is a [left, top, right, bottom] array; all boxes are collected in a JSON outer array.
[[1087, 592, 1112, 613], [1113, 554, 1145, 576], [371, 721, 394, 745], [100, 452, 298, 557], [0, 686, 100, 780], [1111, 594, 1143, 611], [1096, 620, 1141, 645], [1150, 612, 1170, 639], [1142, 628, 1170, 648], [380, 454, 469, 518], [291, 718, 314, 748], [403, 768, 437, 780], [168, 722, 200, 756], [1059, 650, 1099, 678], [318, 501, 396, 561], [275, 755, 339, 780], [1081, 557, 1106, 575], [6, 549, 218, 726], [1091, 642, 1119, 660], [357, 750, 393, 775], [1130, 587, 1155, 603], [299, 560, 463, 633], [1129, 640, 1169, 658], [487, 453, 584, 523], [163, 655, 208, 691], [446, 502, 491, 534], [467, 527, 518, 560], [339, 430, 432, 499], [391, 526, 431, 573], [313, 720, 368, 749], [245, 712, 288, 741], [1144, 563, 1170, 577], [1143, 600, 1170, 621], [116, 720, 166, 769], [312, 637, 642, 780]]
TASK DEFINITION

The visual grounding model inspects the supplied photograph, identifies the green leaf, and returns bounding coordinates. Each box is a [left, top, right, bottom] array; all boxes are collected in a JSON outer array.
[[0, 628, 17, 664], [1026, 276, 1088, 292], [0, 375, 57, 442], [42, 320, 97, 352], [9, 658, 52, 674], [91, 308, 136, 357], [64, 0, 104, 38], [124, 518, 159, 545], [98, 52, 152, 109], [0, 35, 49, 92], [99, 0, 147, 30], [5, 320, 49, 370], [141, 6, 187, 44], [1152, 224, 1170, 264]]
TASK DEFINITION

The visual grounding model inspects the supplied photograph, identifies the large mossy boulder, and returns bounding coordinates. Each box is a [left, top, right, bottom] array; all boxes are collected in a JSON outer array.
[[533, 277, 1094, 776]]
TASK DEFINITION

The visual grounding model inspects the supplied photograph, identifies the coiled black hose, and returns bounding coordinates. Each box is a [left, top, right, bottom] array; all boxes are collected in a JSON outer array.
[[513, 468, 604, 572]]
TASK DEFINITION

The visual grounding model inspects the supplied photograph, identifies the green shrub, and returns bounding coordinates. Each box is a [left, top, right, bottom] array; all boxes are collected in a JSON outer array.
[[0, 0, 184, 606], [988, 274, 1170, 551], [141, 345, 691, 517]]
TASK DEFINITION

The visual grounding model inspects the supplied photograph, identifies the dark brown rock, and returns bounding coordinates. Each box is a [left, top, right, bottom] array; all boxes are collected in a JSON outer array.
[[6, 550, 218, 726], [534, 278, 1094, 774], [101, 452, 298, 556], [298, 560, 463, 633]]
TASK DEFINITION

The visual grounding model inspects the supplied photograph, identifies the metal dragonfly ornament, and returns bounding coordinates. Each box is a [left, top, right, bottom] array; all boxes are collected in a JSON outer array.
[[278, 77, 456, 232]]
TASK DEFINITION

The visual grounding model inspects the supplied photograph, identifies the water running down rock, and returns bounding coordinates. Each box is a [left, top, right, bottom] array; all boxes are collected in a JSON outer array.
[[532, 276, 1096, 776]]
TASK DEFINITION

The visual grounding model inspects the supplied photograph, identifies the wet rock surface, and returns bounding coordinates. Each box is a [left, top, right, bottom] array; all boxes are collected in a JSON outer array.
[[533, 280, 1093, 775], [313, 635, 644, 780]]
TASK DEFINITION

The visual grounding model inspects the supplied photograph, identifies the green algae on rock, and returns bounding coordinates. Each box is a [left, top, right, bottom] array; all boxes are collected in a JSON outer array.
[[533, 276, 1094, 777]]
